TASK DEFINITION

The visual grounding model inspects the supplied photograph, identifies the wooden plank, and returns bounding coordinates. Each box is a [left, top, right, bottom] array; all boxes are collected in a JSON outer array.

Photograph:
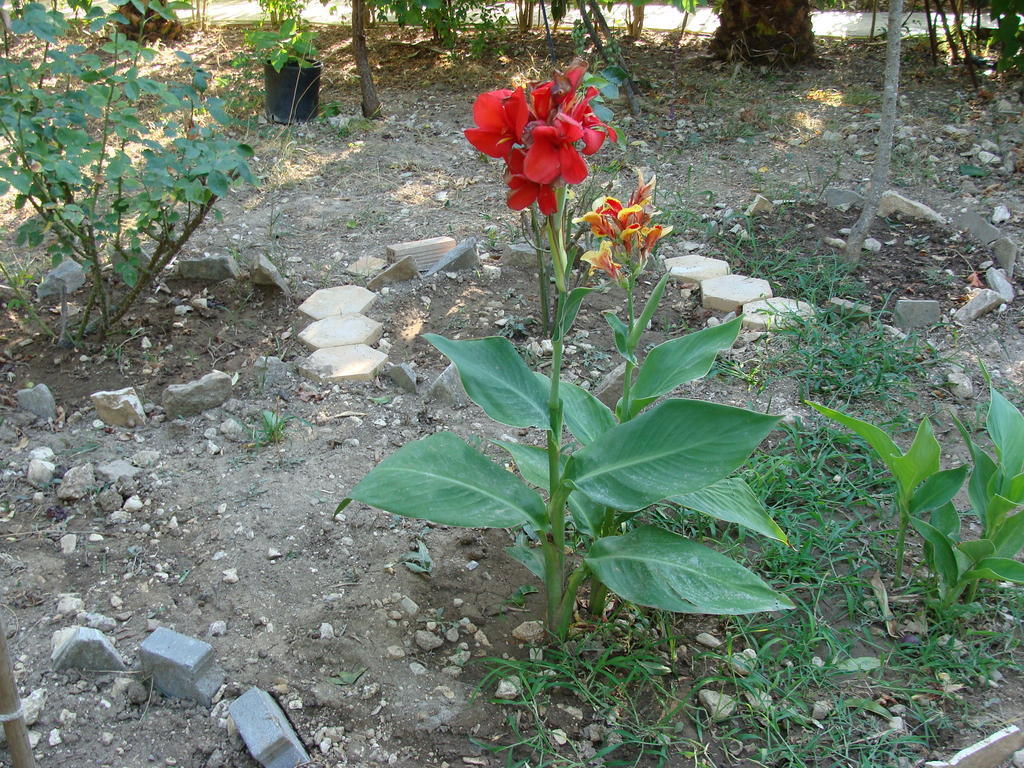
[[386, 236, 456, 270]]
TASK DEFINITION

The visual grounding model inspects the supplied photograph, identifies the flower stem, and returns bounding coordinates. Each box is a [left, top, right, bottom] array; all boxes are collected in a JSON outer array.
[[530, 208, 551, 336], [894, 501, 908, 585]]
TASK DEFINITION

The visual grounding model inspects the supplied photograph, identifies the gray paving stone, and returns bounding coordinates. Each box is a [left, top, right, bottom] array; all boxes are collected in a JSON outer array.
[[385, 362, 418, 393], [298, 313, 383, 350], [665, 254, 730, 285], [298, 345, 387, 383], [139, 627, 224, 706], [956, 211, 1001, 246], [229, 687, 311, 768], [51, 627, 125, 672], [426, 363, 470, 408], [701, 274, 772, 312], [298, 285, 377, 321], [893, 299, 941, 330], [251, 254, 290, 293], [986, 267, 1015, 303], [741, 297, 815, 330]]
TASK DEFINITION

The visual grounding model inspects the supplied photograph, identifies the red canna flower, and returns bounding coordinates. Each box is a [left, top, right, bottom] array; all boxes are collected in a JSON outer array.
[[464, 88, 528, 160], [505, 148, 558, 215]]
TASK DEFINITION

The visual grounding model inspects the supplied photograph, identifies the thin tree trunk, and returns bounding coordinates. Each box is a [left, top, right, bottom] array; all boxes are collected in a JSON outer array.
[[844, 0, 903, 263], [583, 0, 641, 116], [0, 612, 36, 768], [923, 0, 939, 65], [352, 0, 381, 119]]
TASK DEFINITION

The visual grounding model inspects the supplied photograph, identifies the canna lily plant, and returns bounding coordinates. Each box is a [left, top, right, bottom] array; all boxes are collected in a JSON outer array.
[[340, 61, 793, 641]]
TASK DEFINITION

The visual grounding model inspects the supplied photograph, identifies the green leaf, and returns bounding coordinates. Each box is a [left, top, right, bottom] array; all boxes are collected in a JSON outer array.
[[425, 335, 550, 429], [604, 312, 634, 364], [494, 439, 551, 489], [559, 379, 615, 446], [890, 419, 941, 501], [930, 502, 961, 539], [958, 538, 995, 563], [959, 163, 989, 178], [835, 657, 882, 673], [506, 544, 545, 580], [567, 399, 779, 512], [568, 493, 604, 539], [631, 318, 741, 414], [909, 466, 968, 516], [585, 526, 793, 614], [328, 667, 367, 685], [554, 286, 595, 341], [627, 272, 671, 349], [955, 416, 998, 519], [964, 557, 1024, 584], [841, 696, 890, 716], [808, 402, 902, 471], [987, 388, 1024, 476], [347, 432, 547, 529], [992, 510, 1024, 558], [206, 170, 229, 197], [670, 477, 787, 544], [911, 518, 960, 587]]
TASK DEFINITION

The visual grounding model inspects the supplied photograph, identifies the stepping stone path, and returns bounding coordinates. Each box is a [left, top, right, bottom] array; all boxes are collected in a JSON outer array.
[[295, 284, 388, 383]]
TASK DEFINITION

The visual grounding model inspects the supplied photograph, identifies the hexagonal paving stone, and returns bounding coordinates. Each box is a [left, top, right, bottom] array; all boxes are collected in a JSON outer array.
[[701, 274, 772, 313], [741, 298, 816, 331], [299, 313, 383, 350], [665, 255, 730, 286], [299, 345, 388, 383], [298, 285, 376, 321]]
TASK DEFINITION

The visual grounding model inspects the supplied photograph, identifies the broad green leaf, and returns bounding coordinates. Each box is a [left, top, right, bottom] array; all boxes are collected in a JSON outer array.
[[959, 163, 989, 178], [987, 388, 1024, 475], [809, 403, 902, 471], [506, 545, 545, 580], [1006, 472, 1024, 504], [585, 526, 793, 614], [604, 312, 634, 363], [835, 657, 882, 673], [627, 272, 671, 349], [958, 538, 996, 563], [955, 416, 998, 519], [993, 511, 1024, 557], [890, 419, 941, 501], [911, 518, 959, 587], [559, 379, 616, 446], [425, 335, 550, 429], [631, 317, 741, 413], [930, 502, 961, 540], [670, 477, 787, 544], [494, 439, 552, 490], [964, 557, 1024, 584], [568, 493, 604, 539], [842, 696, 890, 716], [347, 432, 547, 529], [567, 400, 779, 512], [554, 286, 595, 341], [909, 466, 968, 516]]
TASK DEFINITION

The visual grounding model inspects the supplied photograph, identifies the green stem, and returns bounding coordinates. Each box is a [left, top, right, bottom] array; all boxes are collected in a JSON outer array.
[[553, 565, 590, 636], [618, 275, 637, 421], [530, 208, 551, 336], [894, 500, 908, 586]]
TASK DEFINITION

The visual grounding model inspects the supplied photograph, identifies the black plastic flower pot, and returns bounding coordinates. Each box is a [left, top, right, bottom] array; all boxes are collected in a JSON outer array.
[[264, 59, 322, 124]]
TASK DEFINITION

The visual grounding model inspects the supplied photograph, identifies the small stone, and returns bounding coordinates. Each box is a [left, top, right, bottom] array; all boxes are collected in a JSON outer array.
[[60, 534, 78, 554], [823, 188, 864, 212], [415, 630, 444, 651], [511, 620, 545, 644], [122, 495, 144, 512], [500, 242, 537, 267], [877, 191, 945, 224], [58, 463, 95, 501], [91, 388, 146, 427], [954, 289, 1004, 324], [744, 689, 772, 710], [37, 259, 86, 299], [26, 459, 55, 488], [96, 459, 140, 484], [494, 677, 522, 700], [947, 369, 974, 401], [299, 313, 383, 350], [347, 255, 387, 276], [744, 194, 774, 216], [398, 596, 420, 616], [79, 611, 116, 632], [862, 237, 882, 253], [51, 626, 126, 671], [992, 205, 1012, 225], [299, 345, 387, 383], [48, 728, 61, 747], [385, 363, 418, 394], [29, 447, 55, 461], [222, 568, 239, 584], [893, 299, 941, 330], [209, 621, 227, 637], [408, 662, 427, 676], [986, 268, 1015, 303], [250, 254, 290, 292], [162, 370, 232, 418], [824, 236, 847, 248], [57, 594, 85, 614], [1013, 748, 1024, 768], [218, 418, 249, 443], [177, 253, 241, 282], [426, 363, 470, 408], [992, 237, 1018, 278], [695, 632, 722, 648], [131, 450, 161, 468], [298, 285, 377, 321], [812, 699, 833, 720], [367, 256, 418, 291], [978, 150, 1000, 165], [386, 646, 406, 660], [319, 622, 335, 640], [17, 383, 57, 421], [701, 274, 772, 312], [699, 690, 737, 722]]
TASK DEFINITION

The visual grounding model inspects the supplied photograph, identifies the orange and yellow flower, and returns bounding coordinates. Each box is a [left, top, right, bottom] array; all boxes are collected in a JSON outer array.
[[580, 240, 623, 282]]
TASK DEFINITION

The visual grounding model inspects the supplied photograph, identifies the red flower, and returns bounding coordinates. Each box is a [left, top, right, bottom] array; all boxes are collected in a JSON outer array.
[[466, 59, 616, 214]]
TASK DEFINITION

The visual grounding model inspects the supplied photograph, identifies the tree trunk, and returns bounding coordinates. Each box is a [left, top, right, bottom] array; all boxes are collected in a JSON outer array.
[[352, 0, 381, 119], [844, 0, 903, 262], [710, 0, 815, 65]]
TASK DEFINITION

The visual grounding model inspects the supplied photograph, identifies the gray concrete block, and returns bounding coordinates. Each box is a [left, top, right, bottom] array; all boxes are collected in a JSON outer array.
[[893, 299, 941, 330], [423, 238, 479, 276], [139, 627, 223, 706], [229, 687, 311, 768], [51, 626, 126, 672]]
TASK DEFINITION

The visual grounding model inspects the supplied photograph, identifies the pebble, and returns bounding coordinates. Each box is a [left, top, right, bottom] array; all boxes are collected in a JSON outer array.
[[319, 622, 335, 640], [60, 534, 78, 555], [209, 621, 227, 637], [812, 699, 833, 720], [48, 729, 62, 746], [698, 690, 736, 721], [398, 596, 419, 616], [386, 646, 406, 660], [1013, 748, 1024, 768], [511, 620, 545, 644], [408, 662, 427, 676], [221, 568, 239, 584], [494, 677, 522, 700], [57, 594, 84, 614], [122, 495, 144, 512], [695, 632, 722, 648], [414, 630, 443, 651]]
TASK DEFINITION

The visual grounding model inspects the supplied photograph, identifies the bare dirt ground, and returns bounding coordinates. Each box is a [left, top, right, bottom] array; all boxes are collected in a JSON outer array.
[[1, 23, 1023, 768]]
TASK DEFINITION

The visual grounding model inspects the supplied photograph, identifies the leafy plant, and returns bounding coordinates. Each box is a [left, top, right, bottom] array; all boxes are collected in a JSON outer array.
[[808, 403, 966, 585], [250, 409, 294, 445], [913, 387, 1024, 608], [340, 63, 793, 642], [991, 0, 1024, 72], [0, 0, 255, 341], [246, 18, 319, 71]]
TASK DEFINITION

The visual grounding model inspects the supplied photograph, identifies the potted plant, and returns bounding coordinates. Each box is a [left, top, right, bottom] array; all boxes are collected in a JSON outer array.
[[247, 19, 322, 124]]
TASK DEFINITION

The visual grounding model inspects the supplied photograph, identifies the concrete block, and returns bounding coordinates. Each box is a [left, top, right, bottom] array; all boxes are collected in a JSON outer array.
[[741, 297, 815, 330], [991, 237, 1017, 278], [893, 299, 941, 330], [51, 627, 125, 671], [386, 236, 456, 270], [828, 297, 872, 322], [177, 253, 241, 282], [229, 687, 311, 768], [744, 194, 774, 216], [593, 362, 628, 409], [139, 627, 223, 706], [986, 267, 1014, 303], [298, 345, 387, 383], [298, 313, 383, 350], [425, 363, 470, 408], [251, 255, 290, 293], [163, 371, 232, 418], [423, 238, 479, 276], [665, 255, 730, 286], [298, 285, 377, 321], [956, 211, 1001, 246], [367, 256, 418, 290], [925, 725, 1024, 768], [700, 275, 772, 312], [953, 289, 1004, 324]]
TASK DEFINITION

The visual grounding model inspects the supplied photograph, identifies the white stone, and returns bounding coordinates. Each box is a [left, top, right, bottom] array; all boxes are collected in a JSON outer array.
[[947, 370, 973, 401], [742, 297, 815, 331], [494, 677, 522, 700], [122, 495, 144, 512], [91, 387, 146, 428], [222, 568, 239, 584], [744, 194, 774, 216], [319, 622, 335, 640], [29, 447, 55, 462], [299, 345, 388, 383], [698, 689, 736, 721], [992, 205, 1012, 225], [27, 459, 55, 488], [877, 191, 945, 224], [953, 289, 1004, 324], [666, 255, 730, 285], [58, 463, 94, 501], [347, 255, 386, 276], [986, 267, 1015, 303], [298, 285, 377, 320], [59, 534, 78, 554], [701, 274, 772, 312], [862, 237, 882, 253], [299, 313, 383, 350], [695, 632, 722, 648]]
